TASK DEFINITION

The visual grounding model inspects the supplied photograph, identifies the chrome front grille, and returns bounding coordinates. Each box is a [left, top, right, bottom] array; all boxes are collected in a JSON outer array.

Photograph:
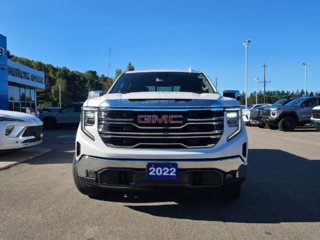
[[22, 125, 43, 137], [250, 111, 258, 118], [313, 110, 320, 119], [262, 110, 271, 117], [98, 109, 224, 148]]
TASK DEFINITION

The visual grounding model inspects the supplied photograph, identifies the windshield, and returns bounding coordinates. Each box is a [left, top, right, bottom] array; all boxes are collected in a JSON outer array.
[[271, 99, 288, 106], [248, 105, 259, 109], [109, 72, 216, 94], [285, 98, 305, 106]]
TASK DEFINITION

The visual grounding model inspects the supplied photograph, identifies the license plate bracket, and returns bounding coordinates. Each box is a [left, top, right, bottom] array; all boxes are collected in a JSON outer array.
[[147, 163, 177, 179]]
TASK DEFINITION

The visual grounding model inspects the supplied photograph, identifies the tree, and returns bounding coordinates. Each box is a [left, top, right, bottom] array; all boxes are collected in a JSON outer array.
[[115, 69, 122, 79], [7, 50, 14, 58], [51, 78, 72, 107], [127, 62, 134, 71], [102, 78, 114, 94], [239, 91, 245, 105], [299, 89, 305, 97]]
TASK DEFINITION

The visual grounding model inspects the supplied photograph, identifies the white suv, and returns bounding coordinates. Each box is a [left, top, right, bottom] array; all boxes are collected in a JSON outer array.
[[39, 104, 82, 130], [0, 110, 43, 151], [242, 104, 263, 125], [73, 70, 248, 200]]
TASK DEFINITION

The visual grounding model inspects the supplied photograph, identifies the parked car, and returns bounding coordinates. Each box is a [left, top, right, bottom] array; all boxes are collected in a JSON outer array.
[[36, 108, 42, 117], [242, 104, 264, 126], [241, 104, 252, 109], [41, 107, 62, 114], [251, 99, 296, 128], [261, 96, 320, 131], [249, 104, 271, 128], [311, 105, 320, 130], [39, 104, 82, 130], [0, 110, 43, 152]]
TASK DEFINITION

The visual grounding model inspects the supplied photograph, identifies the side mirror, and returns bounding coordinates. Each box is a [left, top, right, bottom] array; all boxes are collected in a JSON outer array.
[[58, 109, 62, 113], [88, 90, 104, 99], [223, 90, 241, 101], [300, 103, 306, 108]]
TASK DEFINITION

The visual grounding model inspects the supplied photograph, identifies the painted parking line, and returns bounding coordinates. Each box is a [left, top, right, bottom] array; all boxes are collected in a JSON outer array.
[[57, 135, 76, 138]]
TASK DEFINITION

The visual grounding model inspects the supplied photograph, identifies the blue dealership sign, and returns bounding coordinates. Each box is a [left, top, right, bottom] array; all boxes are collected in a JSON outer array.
[[0, 34, 8, 110]]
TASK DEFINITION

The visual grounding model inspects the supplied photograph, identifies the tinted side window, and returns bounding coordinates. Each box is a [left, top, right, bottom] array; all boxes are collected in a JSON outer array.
[[62, 106, 75, 113], [75, 105, 82, 112], [302, 99, 318, 107]]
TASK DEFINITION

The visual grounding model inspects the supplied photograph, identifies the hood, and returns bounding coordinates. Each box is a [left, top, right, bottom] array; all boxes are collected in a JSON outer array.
[[273, 105, 297, 111], [262, 106, 273, 110], [242, 109, 250, 114], [85, 92, 239, 108], [0, 110, 42, 123]]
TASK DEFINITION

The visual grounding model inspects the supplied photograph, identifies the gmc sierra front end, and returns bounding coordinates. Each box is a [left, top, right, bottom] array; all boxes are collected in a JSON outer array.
[[73, 70, 248, 200]]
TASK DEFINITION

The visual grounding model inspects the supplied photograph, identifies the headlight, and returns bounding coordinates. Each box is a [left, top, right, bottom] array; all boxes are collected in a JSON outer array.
[[81, 108, 97, 140], [227, 112, 239, 126], [84, 111, 95, 126], [226, 108, 242, 141], [5, 126, 15, 136]]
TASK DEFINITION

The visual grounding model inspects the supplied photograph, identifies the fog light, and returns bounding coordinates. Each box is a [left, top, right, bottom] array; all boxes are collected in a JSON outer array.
[[5, 126, 14, 136], [87, 170, 97, 179]]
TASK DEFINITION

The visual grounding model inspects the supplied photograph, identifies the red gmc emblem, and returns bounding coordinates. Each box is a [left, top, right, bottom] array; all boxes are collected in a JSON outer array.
[[138, 115, 183, 124]]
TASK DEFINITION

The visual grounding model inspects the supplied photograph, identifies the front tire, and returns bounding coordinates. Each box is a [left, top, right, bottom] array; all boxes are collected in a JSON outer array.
[[278, 117, 296, 131], [72, 155, 108, 198]]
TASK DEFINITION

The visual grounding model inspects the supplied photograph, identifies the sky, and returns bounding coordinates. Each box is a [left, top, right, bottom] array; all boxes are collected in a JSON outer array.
[[1, 0, 320, 95]]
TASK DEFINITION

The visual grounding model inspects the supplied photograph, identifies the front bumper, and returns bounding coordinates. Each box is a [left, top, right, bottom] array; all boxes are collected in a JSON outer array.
[[243, 114, 250, 124], [76, 112, 248, 191], [261, 116, 279, 124], [311, 118, 320, 129], [249, 116, 264, 126], [0, 124, 43, 151], [76, 155, 247, 190]]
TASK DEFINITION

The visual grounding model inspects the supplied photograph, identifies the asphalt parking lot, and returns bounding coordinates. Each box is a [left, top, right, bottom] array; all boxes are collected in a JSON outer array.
[[0, 126, 320, 239]]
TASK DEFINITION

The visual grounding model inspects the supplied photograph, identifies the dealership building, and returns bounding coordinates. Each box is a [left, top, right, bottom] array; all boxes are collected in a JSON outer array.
[[0, 34, 45, 112]]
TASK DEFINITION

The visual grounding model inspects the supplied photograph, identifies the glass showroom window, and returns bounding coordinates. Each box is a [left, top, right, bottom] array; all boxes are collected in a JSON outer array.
[[8, 85, 37, 113], [26, 89, 31, 107], [8, 85, 20, 111], [31, 89, 35, 110], [8, 85, 20, 101], [20, 87, 25, 101]]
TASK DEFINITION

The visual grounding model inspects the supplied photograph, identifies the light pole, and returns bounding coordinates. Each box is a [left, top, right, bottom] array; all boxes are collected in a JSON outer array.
[[243, 39, 251, 109], [254, 78, 259, 104], [59, 84, 61, 108], [302, 63, 307, 94]]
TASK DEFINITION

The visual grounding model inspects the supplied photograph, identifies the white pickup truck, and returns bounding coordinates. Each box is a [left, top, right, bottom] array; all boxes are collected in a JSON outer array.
[[311, 105, 320, 130], [73, 69, 248, 200]]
